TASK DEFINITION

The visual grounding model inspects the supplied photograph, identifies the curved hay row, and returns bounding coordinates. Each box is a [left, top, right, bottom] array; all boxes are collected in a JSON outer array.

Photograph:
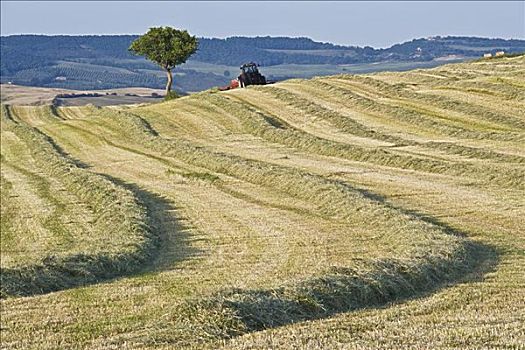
[[164, 247, 482, 346], [190, 93, 524, 189], [300, 78, 525, 142], [0, 105, 157, 297], [328, 74, 525, 129], [244, 86, 525, 164], [91, 108, 484, 342], [402, 64, 525, 102]]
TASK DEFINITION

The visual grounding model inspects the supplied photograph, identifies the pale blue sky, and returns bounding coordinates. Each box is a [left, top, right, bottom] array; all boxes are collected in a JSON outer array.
[[1, 1, 524, 48]]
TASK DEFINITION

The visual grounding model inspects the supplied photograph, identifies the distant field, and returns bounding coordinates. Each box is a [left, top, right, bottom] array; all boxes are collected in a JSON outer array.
[[1, 84, 165, 106], [263, 48, 359, 56], [0, 84, 74, 105], [182, 58, 472, 80], [1, 57, 524, 349], [54, 94, 163, 107]]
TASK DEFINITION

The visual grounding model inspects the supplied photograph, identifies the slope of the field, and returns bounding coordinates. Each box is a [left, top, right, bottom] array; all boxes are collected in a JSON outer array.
[[0, 56, 523, 349]]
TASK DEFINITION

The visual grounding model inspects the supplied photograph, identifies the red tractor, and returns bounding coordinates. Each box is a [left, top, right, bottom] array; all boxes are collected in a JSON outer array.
[[220, 62, 271, 91]]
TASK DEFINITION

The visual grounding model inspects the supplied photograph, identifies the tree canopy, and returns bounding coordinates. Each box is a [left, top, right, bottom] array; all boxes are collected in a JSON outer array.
[[129, 27, 198, 69], [129, 27, 198, 94]]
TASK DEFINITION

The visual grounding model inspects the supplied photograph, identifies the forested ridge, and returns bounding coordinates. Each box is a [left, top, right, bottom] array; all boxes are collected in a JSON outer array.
[[1, 35, 524, 91]]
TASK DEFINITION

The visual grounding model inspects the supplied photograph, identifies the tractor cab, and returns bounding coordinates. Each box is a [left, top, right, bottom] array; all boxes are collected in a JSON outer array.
[[238, 62, 266, 87], [241, 62, 259, 75]]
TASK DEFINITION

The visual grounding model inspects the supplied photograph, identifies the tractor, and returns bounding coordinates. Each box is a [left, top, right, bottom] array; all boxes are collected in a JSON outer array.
[[219, 62, 272, 91]]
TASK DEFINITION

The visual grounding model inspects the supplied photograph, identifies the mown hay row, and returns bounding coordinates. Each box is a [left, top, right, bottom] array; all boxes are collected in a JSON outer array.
[[330, 74, 525, 130], [0, 105, 157, 297], [302, 79, 524, 142], [423, 141, 525, 163], [159, 244, 483, 346], [256, 86, 525, 164], [0, 160, 72, 268], [93, 108, 485, 345], [0, 172, 16, 254], [196, 94, 524, 189], [253, 86, 409, 145]]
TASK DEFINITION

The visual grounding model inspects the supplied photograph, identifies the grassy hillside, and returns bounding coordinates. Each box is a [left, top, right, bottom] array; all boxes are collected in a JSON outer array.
[[0, 56, 523, 349]]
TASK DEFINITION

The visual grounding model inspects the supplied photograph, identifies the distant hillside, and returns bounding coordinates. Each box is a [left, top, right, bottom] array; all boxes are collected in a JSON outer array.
[[1, 35, 524, 91], [193, 36, 525, 65]]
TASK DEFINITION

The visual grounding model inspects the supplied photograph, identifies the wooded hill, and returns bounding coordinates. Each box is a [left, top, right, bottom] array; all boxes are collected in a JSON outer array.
[[1, 35, 524, 91]]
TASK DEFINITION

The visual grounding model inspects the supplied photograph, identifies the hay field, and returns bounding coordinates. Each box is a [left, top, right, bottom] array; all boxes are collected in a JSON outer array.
[[0, 84, 165, 106], [0, 56, 523, 349]]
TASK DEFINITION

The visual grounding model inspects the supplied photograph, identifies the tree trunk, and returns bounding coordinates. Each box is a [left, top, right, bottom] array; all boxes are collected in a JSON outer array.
[[165, 68, 173, 95]]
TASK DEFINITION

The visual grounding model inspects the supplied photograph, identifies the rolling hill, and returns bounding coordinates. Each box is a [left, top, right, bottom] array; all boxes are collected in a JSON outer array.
[[2, 35, 524, 92], [0, 55, 524, 349]]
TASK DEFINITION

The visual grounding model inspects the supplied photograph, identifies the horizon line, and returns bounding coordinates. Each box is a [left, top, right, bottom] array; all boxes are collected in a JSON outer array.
[[2, 33, 524, 50]]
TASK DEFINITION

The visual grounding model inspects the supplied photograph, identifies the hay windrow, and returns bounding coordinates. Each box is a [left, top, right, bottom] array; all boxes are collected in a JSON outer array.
[[145, 241, 483, 346], [0, 105, 157, 297], [298, 78, 525, 142], [81, 109, 491, 347], [1, 57, 523, 349], [184, 93, 523, 189], [255, 86, 525, 164]]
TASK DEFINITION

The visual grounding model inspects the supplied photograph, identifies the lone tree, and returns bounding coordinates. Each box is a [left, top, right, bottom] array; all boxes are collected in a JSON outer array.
[[129, 27, 198, 95]]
